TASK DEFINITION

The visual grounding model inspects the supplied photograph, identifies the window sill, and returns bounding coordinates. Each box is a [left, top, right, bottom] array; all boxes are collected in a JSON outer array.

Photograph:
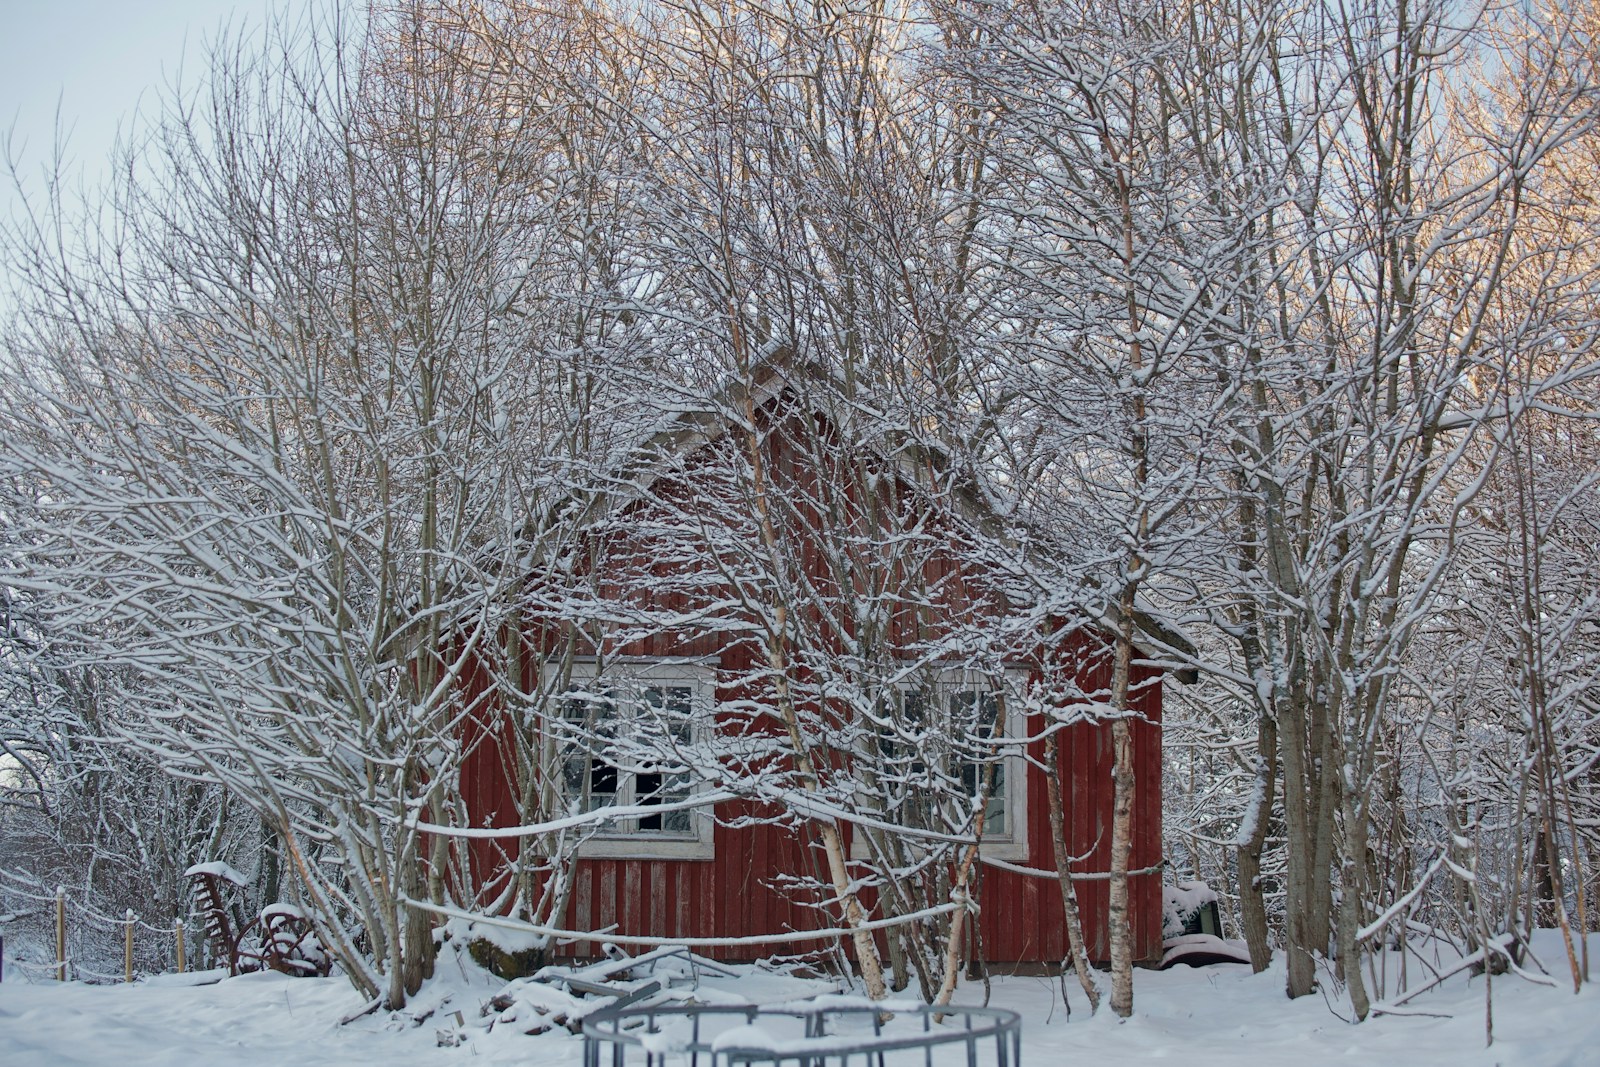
[[575, 831, 715, 861], [849, 827, 1030, 864]]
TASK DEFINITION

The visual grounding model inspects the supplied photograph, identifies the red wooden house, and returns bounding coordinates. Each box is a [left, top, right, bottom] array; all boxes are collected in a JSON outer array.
[[458, 357, 1186, 975]]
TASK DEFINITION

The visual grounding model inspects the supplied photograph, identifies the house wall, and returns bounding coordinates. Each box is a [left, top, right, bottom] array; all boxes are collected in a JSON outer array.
[[455, 395, 1167, 966], [984, 646, 1165, 964], [457, 630, 1166, 966]]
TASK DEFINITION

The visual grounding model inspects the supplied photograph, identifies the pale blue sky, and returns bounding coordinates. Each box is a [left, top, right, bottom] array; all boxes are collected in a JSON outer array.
[[1, 1, 279, 221]]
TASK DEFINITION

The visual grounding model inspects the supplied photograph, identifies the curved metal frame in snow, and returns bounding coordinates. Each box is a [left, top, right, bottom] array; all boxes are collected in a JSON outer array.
[[581, 1000, 1022, 1067]]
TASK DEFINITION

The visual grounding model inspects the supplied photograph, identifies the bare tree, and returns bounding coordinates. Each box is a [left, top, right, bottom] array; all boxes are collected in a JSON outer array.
[[0, 3, 626, 1007]]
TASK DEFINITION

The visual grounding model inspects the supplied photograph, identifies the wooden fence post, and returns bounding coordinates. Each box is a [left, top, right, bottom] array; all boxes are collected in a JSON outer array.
[[124, 910, 135, 983], [55, 887, 66, 982], [175, 917, 186, 974]]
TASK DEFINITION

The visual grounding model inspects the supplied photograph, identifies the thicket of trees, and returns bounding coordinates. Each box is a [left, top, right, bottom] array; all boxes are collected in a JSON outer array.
[[3, 0, 1597, 1022]]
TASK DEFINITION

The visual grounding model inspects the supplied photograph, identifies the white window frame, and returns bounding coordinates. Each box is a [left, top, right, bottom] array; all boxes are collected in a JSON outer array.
[[851, 667, 1030, 863], [547, 660, 716, 861]]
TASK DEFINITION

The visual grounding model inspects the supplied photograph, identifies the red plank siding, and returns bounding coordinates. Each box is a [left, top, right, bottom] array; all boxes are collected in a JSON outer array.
[[458, 396, 1171, 966]]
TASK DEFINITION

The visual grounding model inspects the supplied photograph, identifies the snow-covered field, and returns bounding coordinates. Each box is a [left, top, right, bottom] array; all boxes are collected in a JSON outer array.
[[3, 934, 1598, 1066]]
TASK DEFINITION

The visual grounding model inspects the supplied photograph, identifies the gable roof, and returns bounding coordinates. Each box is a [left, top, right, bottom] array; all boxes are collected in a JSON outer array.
[[519, 347, 1198, 682], [525, 349, 1003, 544]]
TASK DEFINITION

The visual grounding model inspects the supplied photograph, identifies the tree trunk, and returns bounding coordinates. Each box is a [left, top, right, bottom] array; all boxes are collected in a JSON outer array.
[[1280, 685, 1319, 999], [1337, 779, 1371, 1020], [1108, 718, 1137, 1015], [1237, 711, 1277, 972], [1045, 730, 1101, 1013], [933, 693, 1007, 1012]]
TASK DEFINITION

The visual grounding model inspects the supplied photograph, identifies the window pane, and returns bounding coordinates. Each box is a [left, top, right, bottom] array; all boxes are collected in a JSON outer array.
[[887, 689, 930, 777], [589, 760, 619, 810], [562, 750, 590, 807], [563, 693, 621, 813], [636, 770, 663, 830], [960, 759, 1006, 834], [560, 677, 704, 839], [953, 689, 1006, 835]]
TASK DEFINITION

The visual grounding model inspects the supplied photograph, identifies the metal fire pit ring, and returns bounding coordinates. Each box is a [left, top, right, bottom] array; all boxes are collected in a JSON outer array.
[[582, 998, 1022, 1067]]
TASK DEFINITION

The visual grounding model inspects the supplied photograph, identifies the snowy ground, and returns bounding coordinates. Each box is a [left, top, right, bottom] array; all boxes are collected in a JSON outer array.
[[2, 933, 1598, 1066]]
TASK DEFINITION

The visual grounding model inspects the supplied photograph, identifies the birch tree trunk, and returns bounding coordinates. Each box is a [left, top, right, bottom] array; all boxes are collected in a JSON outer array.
[[1107, 597, 1140, 1017], [1045, 731, 1102, 1013]]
